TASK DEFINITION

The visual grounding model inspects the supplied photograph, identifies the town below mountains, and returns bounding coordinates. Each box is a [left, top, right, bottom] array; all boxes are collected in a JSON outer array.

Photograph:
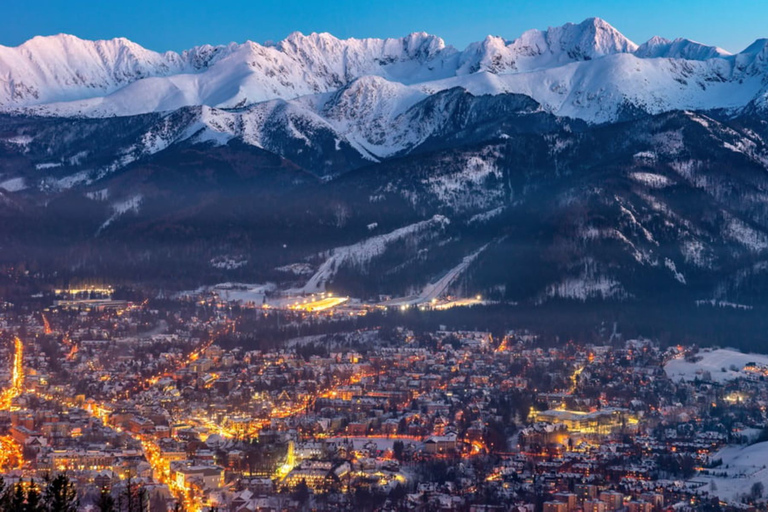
[[0, 289, 765, 511]]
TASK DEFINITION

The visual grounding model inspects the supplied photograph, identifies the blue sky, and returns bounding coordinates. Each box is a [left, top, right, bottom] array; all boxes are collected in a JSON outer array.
[[2, 0, 767, 54]]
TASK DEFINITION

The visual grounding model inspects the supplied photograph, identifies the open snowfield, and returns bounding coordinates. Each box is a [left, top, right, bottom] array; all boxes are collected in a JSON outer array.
[[178, 283, 276, 305], [0, 177, 27, 192], [215, 285, 276, 304], [689, 441, 768, 502], [300, 215, 449, 293], [665, 348, 768, 382], [379, 244, 488, 307]]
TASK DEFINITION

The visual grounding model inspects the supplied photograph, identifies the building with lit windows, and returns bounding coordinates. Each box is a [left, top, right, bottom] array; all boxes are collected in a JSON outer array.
[[535, 408, 637, 435], [173, 464, 224, 491]]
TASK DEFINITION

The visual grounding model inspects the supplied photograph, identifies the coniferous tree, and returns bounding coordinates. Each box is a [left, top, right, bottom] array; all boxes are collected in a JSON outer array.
[[138, 486, 149, 512], [10, 480, 27, 511], [0, 477, 9, 511], [44, 474, 79, 512], [24, 480, 44, 512], [96, 487, 116, 512]]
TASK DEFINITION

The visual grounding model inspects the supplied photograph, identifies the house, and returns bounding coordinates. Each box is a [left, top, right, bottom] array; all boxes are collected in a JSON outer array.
[[424, 432, 457, 454]]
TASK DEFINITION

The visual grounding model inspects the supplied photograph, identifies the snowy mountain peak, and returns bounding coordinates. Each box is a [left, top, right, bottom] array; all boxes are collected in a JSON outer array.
[[0, 33, 187, 105], [544, 17, 638, 59], [179, 42, 237, 70], [454, 17, 639, 76], [456, 35, 515, 75], [635, 36, 731, 60], [16, 33, 137, 52], [10, 19, 768, 125], [733, 39, 768, 76], [644, 35, 671, 46], [277, 30, 450, 64], [740, 38, 768, 55], [454, 18, 635, 77]]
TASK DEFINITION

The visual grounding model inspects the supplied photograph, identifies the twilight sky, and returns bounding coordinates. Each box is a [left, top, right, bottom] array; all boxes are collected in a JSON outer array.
[[1, 0, 766, 54]]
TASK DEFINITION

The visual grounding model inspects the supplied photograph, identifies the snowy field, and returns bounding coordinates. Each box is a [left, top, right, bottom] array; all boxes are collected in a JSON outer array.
[[178, 283, 276, 305], [665, 348, 768, 383], [300, 215, 449, 293], [689, 441, 768, 502], [0, 177, 26, 192], [215, 284, 277, 304]]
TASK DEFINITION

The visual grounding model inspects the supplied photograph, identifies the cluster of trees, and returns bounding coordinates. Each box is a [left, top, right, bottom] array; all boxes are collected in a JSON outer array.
[[92, 477, 187, 512], [0, 475, 190, 512], [214, 293, 768, 358], [290, 478, 409, 512], [239, 439, 289, 476], [0, 475, 77, 512], [656, 454, 697, 479]]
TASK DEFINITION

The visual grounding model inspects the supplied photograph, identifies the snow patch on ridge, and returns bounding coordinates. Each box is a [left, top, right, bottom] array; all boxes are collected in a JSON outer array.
[[630, 172, 673, 188], [300, 215, 450, 293], [99, 194, 143, 233], [725, 216, 768, 253]]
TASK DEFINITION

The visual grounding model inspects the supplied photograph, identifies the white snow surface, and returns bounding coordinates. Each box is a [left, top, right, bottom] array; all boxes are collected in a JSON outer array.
[[423, 155, 505, 212], [544, 274, 625, 301], [35, 162, 62, 170], [178, 283, 276, 305], [469, 206, 504, 224], [6, 18, 768, 125], [665, 348, 768, 382], [724, 216, 768, 253], [210, 257, 248, 270], [630, 172, 674, 189], [664, 258, 687, 284], [690, 441, 768, 502], [0, 177, 26, 192], [99, 194, 142, 232], [695, 300, 753, 310], [635, 36, 731, 60], [416, 244, 488, 303], [300, 215, 450, 293]]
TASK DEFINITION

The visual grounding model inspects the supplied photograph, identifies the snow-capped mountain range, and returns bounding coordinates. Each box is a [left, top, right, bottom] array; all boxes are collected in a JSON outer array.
[[4, 17, 768, 131], [8, 18, 768, 319]]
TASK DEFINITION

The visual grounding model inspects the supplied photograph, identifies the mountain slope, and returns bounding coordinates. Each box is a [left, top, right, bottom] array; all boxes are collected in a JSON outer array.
[[6, 18, 768, 125], [6, 20, 768, 316], [4, 102, 768, 311]]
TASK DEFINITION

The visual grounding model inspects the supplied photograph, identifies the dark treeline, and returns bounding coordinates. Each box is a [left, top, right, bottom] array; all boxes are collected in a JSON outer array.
[[216, 300, 768, 354], [0, 474, 77, 512], [0, 474, 187, 512]]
